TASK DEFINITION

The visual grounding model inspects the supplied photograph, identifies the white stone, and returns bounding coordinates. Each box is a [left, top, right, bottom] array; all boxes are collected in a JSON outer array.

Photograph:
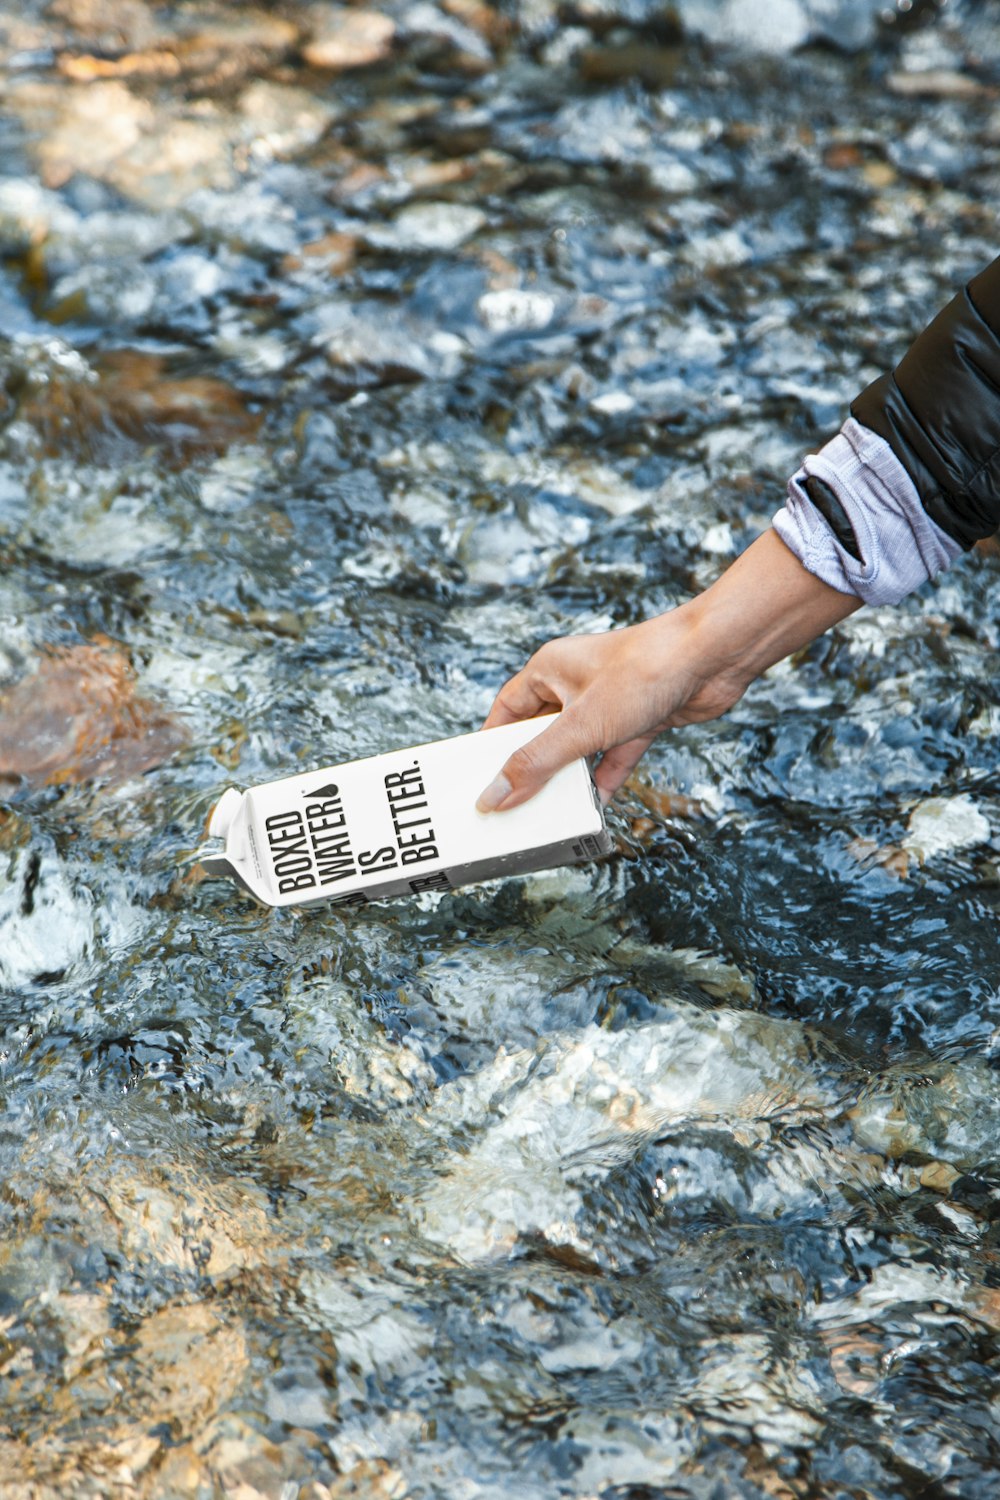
[[368, 201, 486, 252], [478, 288, 556, 333], [903, 795, 991, 862], [590, 390, 635, 416]]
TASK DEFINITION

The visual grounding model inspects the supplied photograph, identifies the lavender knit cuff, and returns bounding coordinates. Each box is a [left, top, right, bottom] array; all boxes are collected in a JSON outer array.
[[772, 417, 962, 605]]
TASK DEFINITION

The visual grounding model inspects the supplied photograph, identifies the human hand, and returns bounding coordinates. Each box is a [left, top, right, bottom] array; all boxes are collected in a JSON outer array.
[[476, 529, 862, 812]]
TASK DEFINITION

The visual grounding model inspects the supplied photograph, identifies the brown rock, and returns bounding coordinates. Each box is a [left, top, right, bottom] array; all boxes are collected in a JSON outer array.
[[0, 79, 234, 207], [919, 1161, 961, 1194], [281, 230, 358, 276], [239, 79, 338, 160], [888, 68, 987, 100], [821, 1324, 883, 1398], [331, 160, 390, 201], [625, 776, 705, 821], [102, 1164, 272, 1279], [104, 114, 237, 207], [175, 10, 299, 60], [579, 42, 680, 88], [57, 48, 183, 80], [324, 1460, 409, 1498], [132, 1302, 247, 1430], [303, 7, 396, 71], [405, 156, 479, 190], [47, 0, 163, 52], [0, 637, 188, 788], [862, 160, 896, 189], [468, 244, 520, 289], [19, 348, 262, 463], [846, 836, 911, 879], [441, 0, 511, 48], [170, 11, 300, 89], [5, 79, 153, 190], [49, 1292, 112, 1380], [54, 9, 300, 91], [823, 142, 863, 171]]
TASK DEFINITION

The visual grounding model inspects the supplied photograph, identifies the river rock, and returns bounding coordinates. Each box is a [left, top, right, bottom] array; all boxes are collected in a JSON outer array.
[[414, 1008, 831, 1260], [57, 46, 183, 81], [55, 9, 300, 87], [367, 200, 486, 251], [302, 7, 396, 70], [0, 843, 99, 987], [0, 177, 80, 252], [402, 2, 494, 70], [0, 638, 188, 788], [677, 0, 881, 53], [4, 66, 329, 210], [106, 113, 239, 206], [103, 1164, 271, 1278], [478, 287, 556, 332], [902, 795, 992, 863], [677, 0, 808, 52], [317, 303, 437, 391], [441, 0, 510, 48], [0, 78, 235, 206], [888, 68, 987, 101], [281, 229, 359, 277], [238, 78, 338, 160], [173, 8, 299, 64], [18, 346, 262, 461], [47, 0, 163, 52], [5, 79, 153, 189]]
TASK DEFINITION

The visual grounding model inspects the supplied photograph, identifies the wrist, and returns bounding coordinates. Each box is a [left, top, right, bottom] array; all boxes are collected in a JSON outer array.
[[670, 529, 862, 687]]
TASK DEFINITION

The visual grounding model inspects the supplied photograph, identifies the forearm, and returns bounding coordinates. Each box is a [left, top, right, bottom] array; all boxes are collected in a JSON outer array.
[[667, 528, 862, 700]]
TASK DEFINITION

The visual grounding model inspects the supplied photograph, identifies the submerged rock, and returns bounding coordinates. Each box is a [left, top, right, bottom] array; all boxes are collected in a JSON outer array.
[[0, 637, 188, 787], [401, 2, 495, 72], [316, 303, 443, 391], [902, 794, 992, 863], [0, 842, 100, 987], [887, 68, 987, 100], [6, 78, 152, 190], [478, 287, 556, 332], [0, 1295, 249, 1497], [413, 1006, 832, 1261], [302, 6, 396, 70], [4, 43, 328, 209], [46, 0, 162, 53], [366, 200, 487, 251], [15, 346, 262, 462], [55, 7, 299, 85], [677, 0, 884, 53]]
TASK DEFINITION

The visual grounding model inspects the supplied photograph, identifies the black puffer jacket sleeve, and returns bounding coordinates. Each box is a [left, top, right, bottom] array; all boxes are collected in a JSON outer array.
[[851, 254, 1000, 549]]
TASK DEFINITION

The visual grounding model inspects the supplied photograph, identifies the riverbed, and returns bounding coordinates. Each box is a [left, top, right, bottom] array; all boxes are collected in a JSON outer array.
[[2, 1, 1000, 1495]]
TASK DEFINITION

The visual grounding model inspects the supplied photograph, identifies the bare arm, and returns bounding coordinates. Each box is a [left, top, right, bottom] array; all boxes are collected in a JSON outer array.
[[476, 528, 861, 813]]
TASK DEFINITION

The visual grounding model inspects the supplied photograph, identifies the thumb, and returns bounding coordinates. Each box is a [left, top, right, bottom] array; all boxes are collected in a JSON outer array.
[[476, 712, 594, 813], [591, 734, 655, 804]]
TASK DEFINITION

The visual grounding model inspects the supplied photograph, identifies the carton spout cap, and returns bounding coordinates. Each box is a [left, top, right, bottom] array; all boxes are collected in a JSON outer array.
[[208, 787, 243, 842]]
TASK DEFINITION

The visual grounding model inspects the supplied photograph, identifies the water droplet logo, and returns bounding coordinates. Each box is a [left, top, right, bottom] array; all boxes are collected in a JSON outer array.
[[304, 782, 340, 799]]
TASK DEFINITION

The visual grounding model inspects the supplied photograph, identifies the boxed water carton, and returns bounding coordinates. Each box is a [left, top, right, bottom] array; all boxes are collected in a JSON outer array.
[[200, 714, 613, 909]]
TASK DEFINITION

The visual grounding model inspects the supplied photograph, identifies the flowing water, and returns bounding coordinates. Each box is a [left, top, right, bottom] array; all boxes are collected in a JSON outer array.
[[2, 0, 1000, 1494]]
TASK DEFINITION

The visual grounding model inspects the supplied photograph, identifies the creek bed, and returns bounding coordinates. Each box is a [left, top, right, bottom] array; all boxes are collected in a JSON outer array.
[[2, 1, 1000, 1495]]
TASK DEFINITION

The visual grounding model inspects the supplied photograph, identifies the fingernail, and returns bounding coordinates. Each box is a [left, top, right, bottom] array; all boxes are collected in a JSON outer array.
[[476, 773, 512, 813]]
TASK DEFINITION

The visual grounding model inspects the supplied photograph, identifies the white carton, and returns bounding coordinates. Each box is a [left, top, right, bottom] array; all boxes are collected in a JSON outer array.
[[200, 714, 613, 909]]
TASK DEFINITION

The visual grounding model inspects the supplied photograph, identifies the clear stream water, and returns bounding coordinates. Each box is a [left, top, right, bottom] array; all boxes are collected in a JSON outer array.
[[2, 0, 1000, 1495]]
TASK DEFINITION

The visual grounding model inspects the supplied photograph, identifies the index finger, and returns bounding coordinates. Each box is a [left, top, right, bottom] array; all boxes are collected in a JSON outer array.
[[481, 670, 561, 730]]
